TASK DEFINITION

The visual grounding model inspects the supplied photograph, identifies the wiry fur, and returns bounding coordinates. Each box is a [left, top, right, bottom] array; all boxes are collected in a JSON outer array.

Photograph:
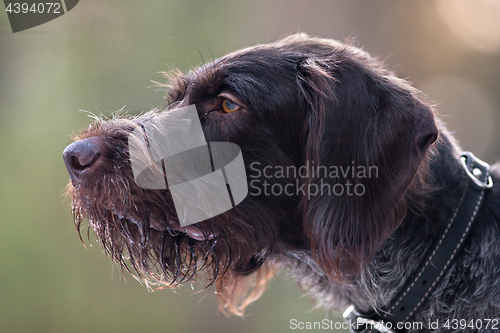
[[64, 34, 500, 331]]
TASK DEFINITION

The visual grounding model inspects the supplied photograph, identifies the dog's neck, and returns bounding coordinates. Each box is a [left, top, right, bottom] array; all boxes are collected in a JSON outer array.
[[284, 127, 468, 314]]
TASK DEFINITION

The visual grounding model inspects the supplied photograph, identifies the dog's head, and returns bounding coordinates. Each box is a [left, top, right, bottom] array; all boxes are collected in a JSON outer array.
[[63, 33, 437, 315]]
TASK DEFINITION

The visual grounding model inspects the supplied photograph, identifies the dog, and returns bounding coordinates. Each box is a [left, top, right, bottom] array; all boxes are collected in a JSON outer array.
[[63, 34, 500, 332]]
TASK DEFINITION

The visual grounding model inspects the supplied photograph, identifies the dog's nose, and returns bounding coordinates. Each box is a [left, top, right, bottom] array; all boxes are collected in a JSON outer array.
[[63, 137, 102, 182]]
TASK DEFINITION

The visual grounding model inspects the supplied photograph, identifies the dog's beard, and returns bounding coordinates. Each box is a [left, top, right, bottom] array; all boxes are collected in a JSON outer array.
[[68, 171, 229, 289]]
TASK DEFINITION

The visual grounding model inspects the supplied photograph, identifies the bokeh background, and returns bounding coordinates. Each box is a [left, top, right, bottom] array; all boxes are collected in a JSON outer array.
[[1, 1, 500, 332]]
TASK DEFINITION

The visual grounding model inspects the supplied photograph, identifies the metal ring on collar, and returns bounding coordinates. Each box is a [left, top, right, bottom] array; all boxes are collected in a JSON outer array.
[[460, 152, 493, 189]]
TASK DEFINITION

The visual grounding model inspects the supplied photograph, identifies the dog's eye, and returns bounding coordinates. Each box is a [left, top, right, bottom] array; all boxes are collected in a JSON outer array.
[[221, 98, 241, 113]]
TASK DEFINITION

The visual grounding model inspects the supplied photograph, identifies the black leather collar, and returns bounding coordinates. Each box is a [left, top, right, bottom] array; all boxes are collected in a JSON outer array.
[[344, 152, 493, 333]]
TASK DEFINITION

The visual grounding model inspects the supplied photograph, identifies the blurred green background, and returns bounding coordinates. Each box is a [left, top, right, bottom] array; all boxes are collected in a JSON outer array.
[[1, 1, 500, 332]]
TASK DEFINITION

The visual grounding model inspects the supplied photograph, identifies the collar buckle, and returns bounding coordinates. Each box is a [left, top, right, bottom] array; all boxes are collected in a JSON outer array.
[[461, 152, 493, 189]]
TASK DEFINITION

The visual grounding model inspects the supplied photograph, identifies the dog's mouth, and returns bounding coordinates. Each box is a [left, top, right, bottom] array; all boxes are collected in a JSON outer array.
[[122, 210, 217, 241], [72, 198, 217, 244], [168, 222, 215, 241]]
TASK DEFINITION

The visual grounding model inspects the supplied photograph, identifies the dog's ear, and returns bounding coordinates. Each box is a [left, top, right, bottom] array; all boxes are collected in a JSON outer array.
[[297, 54, 438, 282]]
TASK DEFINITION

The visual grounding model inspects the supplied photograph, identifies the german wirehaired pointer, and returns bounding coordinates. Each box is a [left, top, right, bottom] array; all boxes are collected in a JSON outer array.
[[63, 34, 500, 332]]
